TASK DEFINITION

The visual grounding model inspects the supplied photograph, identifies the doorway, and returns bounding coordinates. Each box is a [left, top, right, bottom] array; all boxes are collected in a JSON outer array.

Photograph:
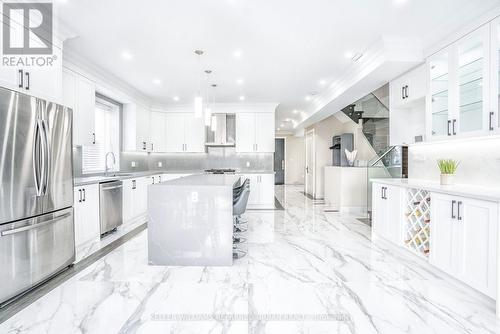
[[274, 138, 285, 185], [305, 129, 315, 198]]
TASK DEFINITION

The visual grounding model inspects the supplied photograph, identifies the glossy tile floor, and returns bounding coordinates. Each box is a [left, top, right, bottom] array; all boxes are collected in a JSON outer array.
[[2, 185, 500, 333]]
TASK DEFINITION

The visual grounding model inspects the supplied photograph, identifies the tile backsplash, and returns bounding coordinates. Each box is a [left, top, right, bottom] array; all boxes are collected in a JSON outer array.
[[74, 146, 273, 177], [408, 137, 500, 187]]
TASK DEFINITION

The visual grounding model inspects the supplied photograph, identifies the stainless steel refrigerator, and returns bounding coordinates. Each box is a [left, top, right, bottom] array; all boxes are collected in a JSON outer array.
[[0, 87, 74, 305]]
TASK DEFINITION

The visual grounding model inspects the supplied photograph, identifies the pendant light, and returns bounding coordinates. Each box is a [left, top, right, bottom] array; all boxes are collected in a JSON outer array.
[[194, 50, 204, 118], [210, 84, 217, 132], [204, 70, 212, 126]]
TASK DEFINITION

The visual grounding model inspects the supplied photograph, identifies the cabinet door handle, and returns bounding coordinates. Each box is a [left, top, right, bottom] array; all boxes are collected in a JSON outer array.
[[82, 188, 86, 202], [18, 69, 24, 88], [451, 200, 456, 219], [489, 112, 494, 131], [132, 180, 136, 189], [78, 189, 82, 203], [405, 85, 409, 99], [457, 201, 462, 221], [25, 72, 30, 90], [92, 133, 96, 144], [159, 175, 162, 182], [452, 119, 457, 135], [151, 143, 154, 151], [447, 120, 451, 136], [402, 87, 405, 100]]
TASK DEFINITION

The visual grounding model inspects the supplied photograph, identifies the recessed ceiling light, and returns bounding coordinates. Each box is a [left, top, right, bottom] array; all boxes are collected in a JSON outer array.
[[236, 78, 244, 85], [394, 0, 408, 4], [344, 51, 353, 59], [293, 110, 298, 114], [285, 118, 291, 122], [121, 51, 133, 60], [305, 96, 311, 101], [280, 123, 285, 127], [153, 79, 161, 85], [239, 95, 245, 101], [277, 128, 281, 131], [173, 96, 179, 101], [319, 80, 327, 86], [233, 50, 242, 58]]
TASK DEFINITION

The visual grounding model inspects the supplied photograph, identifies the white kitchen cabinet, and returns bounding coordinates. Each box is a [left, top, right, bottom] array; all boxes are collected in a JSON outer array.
[[391, 64, 427, 108], [62, 68, 96, 146], [430, 192, 498, 298], [235, 113, 256, 152], [165, 113, 205, 153], [429, 193, 459, 276], [489, 17, 500, 134], [73, 184, 100, 247], [427, 25, 491, 141], [150, 111, 167, 152], [0, 16, 63, 103], [371, 183, 403, 245], [236, 113, 275, 153], [122, 177, 151, 223], [243, 173, 275, 209], [122, 179, 135, 223], [123, 104, 151, 152], [184, 113, 206, 152]]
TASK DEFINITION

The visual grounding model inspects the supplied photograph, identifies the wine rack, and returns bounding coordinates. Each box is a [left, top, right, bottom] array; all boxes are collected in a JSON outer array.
[[404, 188, 431, 257]]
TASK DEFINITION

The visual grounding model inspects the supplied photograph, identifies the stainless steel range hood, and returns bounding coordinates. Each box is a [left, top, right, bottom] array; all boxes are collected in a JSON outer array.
[[205, 113, 236, 147]]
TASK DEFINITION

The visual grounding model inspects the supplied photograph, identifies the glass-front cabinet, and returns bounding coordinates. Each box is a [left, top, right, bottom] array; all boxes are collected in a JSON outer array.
[[427, 25, 491, 140], [491, 17, 500, 132], [429, 49, 451, 139]]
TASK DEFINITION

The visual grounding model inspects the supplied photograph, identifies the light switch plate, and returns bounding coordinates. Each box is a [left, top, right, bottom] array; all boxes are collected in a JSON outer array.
[[158, 162, 163, 167], [246, 161, 250, 167], [131, 161, 136, 167]]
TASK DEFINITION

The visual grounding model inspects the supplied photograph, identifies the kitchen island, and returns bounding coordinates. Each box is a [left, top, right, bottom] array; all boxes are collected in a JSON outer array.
[[147, 174, 241, 266]]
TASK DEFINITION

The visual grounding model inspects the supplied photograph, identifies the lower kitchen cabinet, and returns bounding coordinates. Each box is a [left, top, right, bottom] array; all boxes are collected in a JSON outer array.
[[243, 173, 275, 209], [430, 193, 498, 298], [73, 184, 100, 247], [372, 182, 498, 299], [122, 177, 149, 223], [372, 183, 403, 245]]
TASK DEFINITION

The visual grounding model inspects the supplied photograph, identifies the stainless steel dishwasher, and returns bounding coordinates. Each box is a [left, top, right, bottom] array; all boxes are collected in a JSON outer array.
[[99, 180, 123, 236]]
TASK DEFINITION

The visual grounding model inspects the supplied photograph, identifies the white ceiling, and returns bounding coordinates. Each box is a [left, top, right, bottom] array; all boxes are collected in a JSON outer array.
[[56, 0, 500, 132]]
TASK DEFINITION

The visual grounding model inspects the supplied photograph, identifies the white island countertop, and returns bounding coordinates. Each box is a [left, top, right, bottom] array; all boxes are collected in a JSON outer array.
[[148, 174, 241, 266], [371, 178, 500, 202]]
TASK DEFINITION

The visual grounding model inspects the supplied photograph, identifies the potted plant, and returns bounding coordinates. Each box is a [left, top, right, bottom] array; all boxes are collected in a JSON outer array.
[[437, 159, 459, 185]]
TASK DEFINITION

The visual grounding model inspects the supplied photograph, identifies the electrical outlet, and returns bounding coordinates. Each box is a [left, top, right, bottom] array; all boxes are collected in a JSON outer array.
[[246, 161, 250, 167], [131, 161, 136, 167], [158, 162, 163, 167]]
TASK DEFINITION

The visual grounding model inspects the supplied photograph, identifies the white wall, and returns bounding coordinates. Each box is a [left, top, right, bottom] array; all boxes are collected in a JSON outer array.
[[408, 137, 500, 187], [283, 135, 305, 185]]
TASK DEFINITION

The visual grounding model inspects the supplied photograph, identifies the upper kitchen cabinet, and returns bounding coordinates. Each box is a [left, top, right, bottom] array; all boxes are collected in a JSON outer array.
[[165, 112, 205, 153], [389, 64, 427, 145], [391, 64, 427, 108], [235, 112, 275, 153], [123, 103, 151, 152], [490, 17, 500, 133], [0, 15, 63, 103], [150, 111, 167, 152], [62, 68, 96, 146], [427, 25, 491, 141]]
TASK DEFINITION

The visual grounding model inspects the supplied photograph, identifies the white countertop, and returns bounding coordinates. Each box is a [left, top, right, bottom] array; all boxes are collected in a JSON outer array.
[[73, 170, 201, 186], [371, 178, 500, 202], [156, 174, 241, 187]]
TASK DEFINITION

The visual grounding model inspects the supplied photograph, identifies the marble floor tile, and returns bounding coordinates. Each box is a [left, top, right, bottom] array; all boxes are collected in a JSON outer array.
[[2, 185, 500, 334]]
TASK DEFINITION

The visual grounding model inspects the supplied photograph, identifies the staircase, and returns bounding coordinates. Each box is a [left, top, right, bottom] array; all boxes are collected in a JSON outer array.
[[341, 92, 390, 157]]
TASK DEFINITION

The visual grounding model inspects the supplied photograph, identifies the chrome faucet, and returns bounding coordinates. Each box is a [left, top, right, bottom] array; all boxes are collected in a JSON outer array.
[[105, 151, 116, 175]]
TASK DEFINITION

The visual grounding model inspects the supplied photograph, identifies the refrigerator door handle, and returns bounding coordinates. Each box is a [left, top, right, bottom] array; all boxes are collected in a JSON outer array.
[[1, 212, 71, 236], [33, 120, 43, 196], [40, 119, 50, 195]]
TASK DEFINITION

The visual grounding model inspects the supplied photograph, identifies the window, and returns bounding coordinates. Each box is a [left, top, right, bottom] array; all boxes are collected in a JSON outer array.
[[82, 96, 121, 174]]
